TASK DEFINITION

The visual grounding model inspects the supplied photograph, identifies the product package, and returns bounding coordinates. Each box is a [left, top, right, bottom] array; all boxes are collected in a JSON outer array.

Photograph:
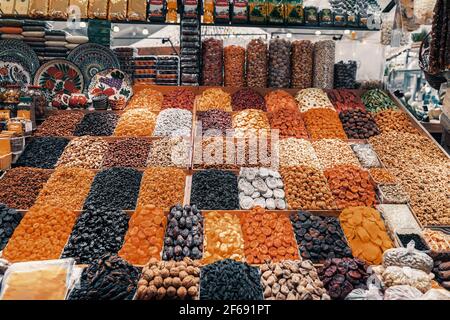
[[28, 0, 49, 18], [69, 0, 89, 19], [304, 6, 318, 25], [183, 0, 199, 18], [166, 0, 177, 23], [232, 0, 248, 23], [319, 8, 333, 26], [14, 0, 30, 16], [267, 0, 284, 24], [285, 0, 303, 24], [249, 0, 267, 23], [149, 0, 166, 22], [127, 0, 147, 20], [215, 0, 230, 23], [108, 0, 128, 21], [49, 0, 69, 19], [88, 0, 108, 19]]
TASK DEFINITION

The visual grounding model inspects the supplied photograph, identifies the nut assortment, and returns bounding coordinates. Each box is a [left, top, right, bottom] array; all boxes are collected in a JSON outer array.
[[369, 168, 397, 184], [290, 211, 352, 262], [162, 88, 195, 110], [202, 211, 245, 264], [260, 260, 330, 300], [281, 166, 337, 210], [0, 167, 51, 210], [246, 39, 268, 88], [137, 167, 186, 210], [378, 184, 410, 204], [291, 40, 314, 89], [224, 45, 246, 87], [295, 88, 334, 113], [318, 257, 369, 300], [340, 207, 394, 265], [202, 38, 224, 86], [147, 137, 190, 167], [135, 258, 200, 300], [194, 137, 237, 169], [269, 38, 291, 88], [373, 109, 419, 134], [35, 167, 95, 210], [279, 138, 321, 169], [313, 40, 335, 89], [238, 167, 286, 210], [56, 136, 109, 169], [241, 207, 299, 264], [2, 205, 78, 262], [102, 137, 152, 168], [313, 139, 361, 170], [35, 111, 84, 136], [196, 88, 232, 112], [231, 88, 266, 111], [324, 165, 376, 209], [232, 109, 270, 138], [118, 205, 167, 265], [152, 108, 192, 137], [303, 108, 347, 140]]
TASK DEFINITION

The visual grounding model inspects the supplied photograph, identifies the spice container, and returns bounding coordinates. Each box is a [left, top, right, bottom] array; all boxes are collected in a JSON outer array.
[[246, 39, 267, 88]]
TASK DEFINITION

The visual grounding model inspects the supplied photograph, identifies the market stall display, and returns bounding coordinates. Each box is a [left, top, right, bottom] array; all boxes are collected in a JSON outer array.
[[0, 204, 22, 251]]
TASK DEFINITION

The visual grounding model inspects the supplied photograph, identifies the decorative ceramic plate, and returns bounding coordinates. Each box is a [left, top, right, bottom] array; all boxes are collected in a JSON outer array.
[[0, 62, 31, 85], [0, 40, 40, 75], [67, 43, 120, 86], [33, 59, 84, 99], [88, 69, 133, 101]]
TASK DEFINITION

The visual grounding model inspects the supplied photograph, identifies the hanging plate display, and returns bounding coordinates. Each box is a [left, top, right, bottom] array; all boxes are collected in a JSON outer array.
[[0, 62, 31, 85], [33, 59, 84, 100], [67, 43, 120, 86], [0, 40, 40, 75], [88, 69, 133, 101]]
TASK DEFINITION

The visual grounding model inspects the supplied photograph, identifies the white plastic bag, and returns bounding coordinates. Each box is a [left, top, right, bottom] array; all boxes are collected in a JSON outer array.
[[383, 241, 434, 273], [420, 289, 450, 300], [384, 285, 423, 300], [345, 284, 384, 300], [382, 266, 434, 293]]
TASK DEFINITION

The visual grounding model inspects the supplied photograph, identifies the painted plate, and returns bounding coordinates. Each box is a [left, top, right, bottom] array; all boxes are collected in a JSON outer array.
[[88, 69, 133, 101], [0, 40, 40, 75], [67, 43, 120, 86], [33, 59, 84, 99], [0, 62, 31, 85]]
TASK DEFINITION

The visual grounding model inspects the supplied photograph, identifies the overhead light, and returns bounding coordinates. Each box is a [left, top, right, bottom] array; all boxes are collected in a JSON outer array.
[[142, 28, 149, 35], [113, 26, 120, 33], [344, 29, 351, 35], [286, 33, 292, 38], [315, 30, 322, 36]]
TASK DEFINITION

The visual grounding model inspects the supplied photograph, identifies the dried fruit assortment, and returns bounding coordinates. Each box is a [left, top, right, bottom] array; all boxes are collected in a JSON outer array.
[[202, 211, 245, 264], [324, 165, 376, 209], [373, 109, 419, 134], [295, 88, 334, 113], [313, 139, 361, 169], [268, 108, 308, 139], [378, 184, 410, 204], [83, 167, 143, 210], [194, 137, 237, 169], [162, 88, 195, 110], [361, 89, 397, 112], [56, 136, 109, 169], [327, 90, 366, 113], [126, 88, 163, 111], [135, 258, 201, 300], [281, 166, 337, 210], [2, 205, 78, 262], [196, 88, 232, 112], [0, 167, 51, 210], [200, 259, 263, 300], [231, 88, 266, 111], [351, 144, 381, 168], [147, 137, 191, 167], [232, 109, 270, 138], [15, 137, 69, 169], [224, 45, 246, 87], [35, 167, 95, 210], [202, 38, 224, 86], [152, 108, 192, 137], [340, 207, 394, 265], [162, 205, 204, 261], [303, 108, 347, 140], [0, 204, 22, 251], [68, 254, 139, 300], [34, 111, 84, 137], [290, 211, 352, 262], [369, 168, 397, 184], [261, 260, 330, 300], [74, 112, 119, 136], [246, 39, 268, 88], [339, 109, 380, 139], [264, 90, 297, 112], [119, 205, 167, 265], [114, 108, 157, 137], [191, 170, 239, 210], [241, 207, 299, 264], [238, 167, 286, 210], [102, 137, 152, 168], [291, 40, 314, 89], [422, 229, 450, 252], [279, 138, 321, 169], [62, 207, 129, 264], [137, 167, 186, 210], [198, 110, 233, 136], [318, 257, 369, 300]]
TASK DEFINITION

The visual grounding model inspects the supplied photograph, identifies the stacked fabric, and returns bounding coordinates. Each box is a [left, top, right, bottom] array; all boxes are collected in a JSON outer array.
[[0, 20, 25, 40], [21, 21, 49, 61]]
